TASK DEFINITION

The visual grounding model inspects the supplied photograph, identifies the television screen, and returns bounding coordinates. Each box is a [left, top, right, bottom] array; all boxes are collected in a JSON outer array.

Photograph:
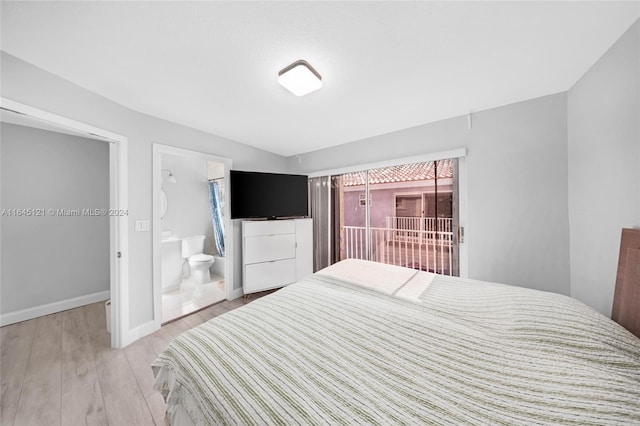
[[230, 170, 308, 219]]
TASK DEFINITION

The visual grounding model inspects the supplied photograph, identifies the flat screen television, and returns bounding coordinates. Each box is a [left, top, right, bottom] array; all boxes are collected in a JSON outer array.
[[230, 170, 308, 219]]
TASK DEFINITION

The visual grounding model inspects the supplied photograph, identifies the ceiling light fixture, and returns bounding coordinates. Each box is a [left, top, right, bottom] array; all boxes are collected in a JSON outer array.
[[278, 60, 322, 96]]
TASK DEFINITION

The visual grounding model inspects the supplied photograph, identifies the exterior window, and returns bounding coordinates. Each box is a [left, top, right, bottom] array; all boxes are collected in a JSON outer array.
[[359, 193, 370, 206], [395, 195, 421, 217]]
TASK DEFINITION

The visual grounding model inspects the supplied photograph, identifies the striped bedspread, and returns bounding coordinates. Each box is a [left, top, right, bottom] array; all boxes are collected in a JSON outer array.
[[152, 261, 640, 425]]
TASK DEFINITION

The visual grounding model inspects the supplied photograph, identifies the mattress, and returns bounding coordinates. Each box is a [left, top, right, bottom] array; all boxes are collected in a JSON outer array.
[[152, 259, 640, 425]]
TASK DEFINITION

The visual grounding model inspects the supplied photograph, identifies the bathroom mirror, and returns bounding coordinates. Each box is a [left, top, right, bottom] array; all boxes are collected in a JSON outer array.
[[160, 189, 168, 219]]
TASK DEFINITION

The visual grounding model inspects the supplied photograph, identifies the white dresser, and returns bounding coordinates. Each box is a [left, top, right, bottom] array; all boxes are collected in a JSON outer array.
[[242, 218, 312, 294]]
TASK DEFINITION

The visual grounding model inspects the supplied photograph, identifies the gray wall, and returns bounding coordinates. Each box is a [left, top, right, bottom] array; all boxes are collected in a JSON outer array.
[[1, 52, 289, 328], [567, 20, 640, 316], [1, 123, 109, 313], [289, 93, 571, 296]]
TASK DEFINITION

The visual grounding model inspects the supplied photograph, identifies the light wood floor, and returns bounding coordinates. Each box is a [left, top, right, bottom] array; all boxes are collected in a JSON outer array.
[[0, 292, 273, 426]]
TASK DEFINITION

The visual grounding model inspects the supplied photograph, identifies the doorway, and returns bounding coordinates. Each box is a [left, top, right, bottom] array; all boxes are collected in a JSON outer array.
[[152, 144, 233, 329], [0, 98, 128, 348], [310, 157, 462, 276]]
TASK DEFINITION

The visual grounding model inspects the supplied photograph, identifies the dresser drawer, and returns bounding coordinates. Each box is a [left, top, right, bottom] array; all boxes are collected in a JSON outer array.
[[243, 220, 295, 237], [244, 234, 296, 264], [244, 259, 296, 293]]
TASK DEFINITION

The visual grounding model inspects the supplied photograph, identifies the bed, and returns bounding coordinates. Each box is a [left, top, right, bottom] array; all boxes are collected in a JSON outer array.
[[152, 259, 640, 425]]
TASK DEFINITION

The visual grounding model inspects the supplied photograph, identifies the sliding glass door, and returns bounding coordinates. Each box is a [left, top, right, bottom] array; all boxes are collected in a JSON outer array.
[[312, 158, 459, 276]]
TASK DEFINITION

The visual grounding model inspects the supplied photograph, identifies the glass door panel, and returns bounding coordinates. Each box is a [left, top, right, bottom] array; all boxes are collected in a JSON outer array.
[[431, 158, 457, 276], [335, 170, 367, 261], [366, 162, 431, 271], [324, 158, 459, 276]]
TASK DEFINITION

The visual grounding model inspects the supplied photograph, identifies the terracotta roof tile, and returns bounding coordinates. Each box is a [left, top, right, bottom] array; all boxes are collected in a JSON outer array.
[[342, 159, 453, 187]]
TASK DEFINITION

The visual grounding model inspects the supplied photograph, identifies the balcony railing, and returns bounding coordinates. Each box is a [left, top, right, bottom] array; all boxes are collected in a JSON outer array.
[[386, 216, 452, 241], [343, 217, 454, 275]]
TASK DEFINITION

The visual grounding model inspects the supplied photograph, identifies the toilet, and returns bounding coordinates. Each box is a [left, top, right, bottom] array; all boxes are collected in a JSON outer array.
[[181, 235, 215, 284]]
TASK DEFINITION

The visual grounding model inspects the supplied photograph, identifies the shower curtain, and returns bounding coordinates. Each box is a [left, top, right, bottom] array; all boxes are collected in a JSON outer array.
[[208, 180, 225, 256]]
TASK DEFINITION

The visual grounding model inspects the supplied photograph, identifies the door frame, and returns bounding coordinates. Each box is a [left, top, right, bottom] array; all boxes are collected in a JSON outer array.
[[0, 98, 129, 348], [152, 143, 233, 330]]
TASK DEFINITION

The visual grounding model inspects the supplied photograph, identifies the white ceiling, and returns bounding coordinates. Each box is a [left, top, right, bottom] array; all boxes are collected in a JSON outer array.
[[1, 2, 638, 157]]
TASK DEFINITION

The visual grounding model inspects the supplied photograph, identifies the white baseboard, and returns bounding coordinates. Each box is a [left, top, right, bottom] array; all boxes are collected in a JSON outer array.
[[0, 290, 110, 326], [123, 320, 158, 347], [230, 287, 244, 300]]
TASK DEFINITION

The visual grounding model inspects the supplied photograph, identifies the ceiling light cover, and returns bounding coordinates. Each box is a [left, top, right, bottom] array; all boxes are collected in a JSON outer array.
[[278, 60, 322, 96]]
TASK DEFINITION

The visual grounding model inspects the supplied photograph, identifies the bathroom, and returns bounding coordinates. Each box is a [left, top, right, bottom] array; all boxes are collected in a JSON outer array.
[[160, 153, 226, 322]]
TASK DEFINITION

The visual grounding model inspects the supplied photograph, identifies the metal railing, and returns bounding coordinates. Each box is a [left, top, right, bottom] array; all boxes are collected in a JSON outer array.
[[385, 216, 452, 243], [343, 220, 454, 275]]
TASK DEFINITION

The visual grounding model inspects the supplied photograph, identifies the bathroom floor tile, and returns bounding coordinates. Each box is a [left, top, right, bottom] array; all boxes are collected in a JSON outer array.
[[162, 277, 226, 323]]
